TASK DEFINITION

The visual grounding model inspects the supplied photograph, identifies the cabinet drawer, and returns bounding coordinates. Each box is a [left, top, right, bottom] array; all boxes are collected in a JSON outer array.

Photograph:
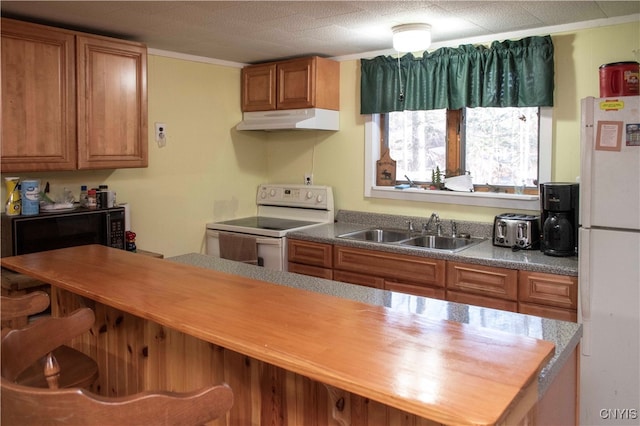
[[334, 246, 445, 287], [447, 290, 518, 312], [519, 271, 577, 309], [385, 281, 445, 300], [287, 239, 332, 268], [288, 262, 333, 280], [519, 302, 577, 322], [446, 262, 517, 301], [333, 270, 384, 289]]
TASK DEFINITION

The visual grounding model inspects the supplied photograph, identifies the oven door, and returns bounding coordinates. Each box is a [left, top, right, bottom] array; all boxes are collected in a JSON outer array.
[[205, 230, 286, 271]]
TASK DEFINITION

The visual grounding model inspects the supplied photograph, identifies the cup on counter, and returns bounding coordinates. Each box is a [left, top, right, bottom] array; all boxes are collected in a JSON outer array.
[[107, 191, 116, 208], [96, 190, 116, 209]]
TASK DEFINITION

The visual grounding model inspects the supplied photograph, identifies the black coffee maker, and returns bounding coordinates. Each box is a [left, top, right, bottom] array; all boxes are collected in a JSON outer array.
[[540, 182, 579, 257]]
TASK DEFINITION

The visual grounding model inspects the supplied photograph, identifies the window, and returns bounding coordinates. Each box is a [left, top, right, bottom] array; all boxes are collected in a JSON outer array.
[[364, 108, 551, 210], [385, 107, 540, 193]]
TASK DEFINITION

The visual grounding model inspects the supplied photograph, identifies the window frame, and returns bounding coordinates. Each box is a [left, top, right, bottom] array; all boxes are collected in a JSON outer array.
[[364, 108, 552, 210]]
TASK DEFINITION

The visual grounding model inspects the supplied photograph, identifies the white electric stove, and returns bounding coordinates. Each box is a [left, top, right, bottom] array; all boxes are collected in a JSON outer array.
[[206, 184, 334, 270]]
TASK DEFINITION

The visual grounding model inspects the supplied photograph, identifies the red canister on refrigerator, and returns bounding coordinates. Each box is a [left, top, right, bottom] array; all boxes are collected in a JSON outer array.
[[599, 61, 639, 97]]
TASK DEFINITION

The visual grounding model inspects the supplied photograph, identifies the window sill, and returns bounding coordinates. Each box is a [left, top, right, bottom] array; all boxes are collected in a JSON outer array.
[[367, 186, 539, 210]]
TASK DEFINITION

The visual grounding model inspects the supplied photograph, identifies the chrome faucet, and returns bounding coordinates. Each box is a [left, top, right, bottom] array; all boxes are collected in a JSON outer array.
[[406, 220, 415, 232], [422, 212, 441, 236], [451, 221, 458, 238]]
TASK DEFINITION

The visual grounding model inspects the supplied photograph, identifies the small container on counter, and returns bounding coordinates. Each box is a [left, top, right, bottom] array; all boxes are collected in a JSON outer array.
[[4, 177, 21, 216], [87, 189, 97, 209], [20, 179, 40, 216], [79, 185, 88, 207], [125, 231, 137, 252]]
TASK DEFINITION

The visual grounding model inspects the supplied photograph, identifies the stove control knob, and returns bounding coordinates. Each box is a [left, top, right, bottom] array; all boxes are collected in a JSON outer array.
[[316, 194, 324, 203], [260, 190, 267, 199], [306, 191, 314, 200], [269, 189, 277, 197]]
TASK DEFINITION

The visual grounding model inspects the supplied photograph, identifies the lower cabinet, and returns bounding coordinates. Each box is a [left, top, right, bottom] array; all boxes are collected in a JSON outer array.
[[446, 261, 518, 312], [385, 280, 446, 299], [287, 239, 577, 321], [333, 270, 384, 289], [288, 239, 333, 279], [333, 245, 446, 297], [518, 270, 578, 322]]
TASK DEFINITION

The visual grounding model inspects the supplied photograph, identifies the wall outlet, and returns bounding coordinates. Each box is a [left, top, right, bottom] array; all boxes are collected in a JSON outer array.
[[155, 122, 167, 147], [304, 173, 313, 185]]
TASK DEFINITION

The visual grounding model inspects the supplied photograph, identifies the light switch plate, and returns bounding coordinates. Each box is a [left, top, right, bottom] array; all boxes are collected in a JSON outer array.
[[155, 122, 167, 147]]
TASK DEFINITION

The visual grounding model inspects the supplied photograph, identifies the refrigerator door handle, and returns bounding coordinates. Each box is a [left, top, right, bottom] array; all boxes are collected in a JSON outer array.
[[578, 228, 591, 356], [579, 97, 594, 228]]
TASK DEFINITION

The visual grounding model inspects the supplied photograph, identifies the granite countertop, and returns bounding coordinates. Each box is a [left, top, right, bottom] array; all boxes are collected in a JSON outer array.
[[169, 253, 582, 398], [287, 210, 579, 276]]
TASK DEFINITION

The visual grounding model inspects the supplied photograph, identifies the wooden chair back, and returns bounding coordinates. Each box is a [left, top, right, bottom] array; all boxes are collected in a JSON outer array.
[[1, 292, 99, 389], [1, 307, 234, 425], [0, 291, 50, 320], [1, 308, 95, 387], [1, 380, 234, 425], [1, 291, 50, 332]]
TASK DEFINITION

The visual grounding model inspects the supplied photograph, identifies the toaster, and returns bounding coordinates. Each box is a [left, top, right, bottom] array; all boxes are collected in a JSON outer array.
[[492, 213, 540, 249]]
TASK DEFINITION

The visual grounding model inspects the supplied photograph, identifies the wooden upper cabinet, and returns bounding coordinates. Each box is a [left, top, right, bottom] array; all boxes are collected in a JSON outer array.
[[1, 18, 77, 171], [0, 18, 148, 173], [241, 63, 277, 111], [76, 35, 147, 169], [241, 56, 339, 112]]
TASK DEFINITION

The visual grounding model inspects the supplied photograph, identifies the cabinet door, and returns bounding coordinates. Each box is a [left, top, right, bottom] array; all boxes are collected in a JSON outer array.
[[334, 246, 445, 287], [385, 280, 445, 300], [277, 57, 315, 110], [288, 239, 332, 268], [1, 19, 77, 172], [446, 261, 518, 301], [288, 262, 333, 280], [76, 35, 147, 169], [518, 271, 577, 309], [447, 290, 518, 312], [241, 63, 276, 111], [518, 302, 577, 322], [333, 270, 384, 289]]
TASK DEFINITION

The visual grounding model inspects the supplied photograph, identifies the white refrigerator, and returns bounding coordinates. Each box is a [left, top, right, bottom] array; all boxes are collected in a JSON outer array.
[[579, 95, 640, 425]]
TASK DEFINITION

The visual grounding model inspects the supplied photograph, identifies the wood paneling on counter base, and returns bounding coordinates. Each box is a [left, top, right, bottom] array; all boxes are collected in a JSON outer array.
[[53, 288, 441, 425]]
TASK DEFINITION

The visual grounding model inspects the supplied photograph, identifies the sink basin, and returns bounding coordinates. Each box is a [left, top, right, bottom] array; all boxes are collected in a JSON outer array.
[[400, 235, 485, 252], [337, 228, 414, 243], [337, 227, 486, 253]]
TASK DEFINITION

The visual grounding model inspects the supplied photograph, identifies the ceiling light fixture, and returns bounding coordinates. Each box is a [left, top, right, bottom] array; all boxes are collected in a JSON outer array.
[[392, 23, 432, 52]]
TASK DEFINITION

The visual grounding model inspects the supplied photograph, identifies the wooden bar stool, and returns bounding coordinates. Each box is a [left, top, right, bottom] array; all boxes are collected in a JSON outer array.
[[1, 292, 99, 389], [1, 307, 234, 425]]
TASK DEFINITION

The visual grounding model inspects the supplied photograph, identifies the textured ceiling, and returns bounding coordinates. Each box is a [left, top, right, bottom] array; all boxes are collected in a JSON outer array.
[[2, 1, 639, 64]]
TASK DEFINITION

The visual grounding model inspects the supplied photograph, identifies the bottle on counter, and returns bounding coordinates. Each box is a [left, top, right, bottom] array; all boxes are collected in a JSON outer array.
[[97, 185, 109, 209], [79, 185, 88, 207], [87, 189, 97, 209], [4, 177, 21, 216], [125, 231, 137, 252]]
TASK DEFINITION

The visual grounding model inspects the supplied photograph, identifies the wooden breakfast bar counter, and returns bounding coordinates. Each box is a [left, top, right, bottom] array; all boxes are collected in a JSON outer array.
[[1, 245, 580, 425]]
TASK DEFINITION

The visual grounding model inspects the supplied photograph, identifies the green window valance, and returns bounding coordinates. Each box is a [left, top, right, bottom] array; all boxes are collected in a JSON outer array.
[[360, 35, 554, 114]]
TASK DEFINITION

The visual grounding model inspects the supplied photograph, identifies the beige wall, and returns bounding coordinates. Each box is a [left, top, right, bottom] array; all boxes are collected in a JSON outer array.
[[2, 55, 268, 257], [267, 21, 640, 221], [2, 21, 638, 257]]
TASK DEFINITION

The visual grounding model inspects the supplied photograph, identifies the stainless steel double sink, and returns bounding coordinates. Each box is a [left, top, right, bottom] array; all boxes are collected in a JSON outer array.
[[336, 228, 485, 253]]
